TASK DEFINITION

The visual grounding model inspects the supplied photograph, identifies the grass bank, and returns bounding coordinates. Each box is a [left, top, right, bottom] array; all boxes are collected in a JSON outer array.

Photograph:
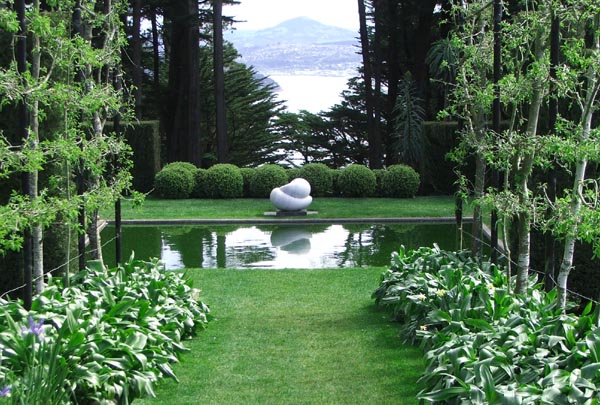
[[135, 268, 423, 404], [108, 195, 466, 220]]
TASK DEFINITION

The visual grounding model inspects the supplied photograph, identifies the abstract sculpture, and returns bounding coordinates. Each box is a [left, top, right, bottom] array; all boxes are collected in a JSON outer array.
[[270, 178, 312, 212]]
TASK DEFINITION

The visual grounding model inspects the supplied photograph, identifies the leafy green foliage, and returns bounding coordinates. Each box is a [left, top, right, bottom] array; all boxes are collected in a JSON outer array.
[[162, 162, 197, 175], [198, 44, 285, 167], [204, 164, 243, 199], [0, 257, 210, 404], [239, 168, 255, 198], [380, 164, 420, 198], [191, 168, 209, 198], [154, 165, 195, 199], [337, 164, 376, 197], [286, 168, 301, 182], [392, 72, 426, 168], [248, 165, 287, 198], [374, 246, 600, 403], [299, 163, 333, 197]]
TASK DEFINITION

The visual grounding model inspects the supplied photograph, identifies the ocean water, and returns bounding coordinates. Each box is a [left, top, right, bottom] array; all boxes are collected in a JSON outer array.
[[269, 74, 352, 113]]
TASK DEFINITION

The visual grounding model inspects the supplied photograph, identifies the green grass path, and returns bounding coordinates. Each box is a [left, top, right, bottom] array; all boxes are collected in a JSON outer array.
[[136, 268, 423, 404]]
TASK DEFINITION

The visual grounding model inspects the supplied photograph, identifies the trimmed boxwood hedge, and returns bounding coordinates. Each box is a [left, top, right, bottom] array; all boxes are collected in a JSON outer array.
[[248, 164, 288, 198], [240, 168, 255, 198], [337, 164, 376, 197], [154, 163, 195, 199], [299, 163, 333, 197], [380, 164, 421, 198], [204, 164, 244, 198], [192, 168, 209, 198]]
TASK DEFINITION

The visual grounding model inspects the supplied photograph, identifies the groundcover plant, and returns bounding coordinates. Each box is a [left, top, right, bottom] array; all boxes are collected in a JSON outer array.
[[0, 257, 210, 404], [374, 245, 600, 403]]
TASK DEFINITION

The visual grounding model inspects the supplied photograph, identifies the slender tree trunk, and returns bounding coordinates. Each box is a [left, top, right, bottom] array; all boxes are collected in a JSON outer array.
[[15, 0, 32, 308], [545, 9, 560, 292], [358, 0, 381, 169], [132, 0, 143, 118], [557, 19, 600, 310], [372, 0, 383, 167], [514, 30, 545, 294], [490, 0, 502, 263], [471, 123, 486, 259], [214, 0, 228, 163], [150, 6, 161, 96], [31, 0, 43, 293]]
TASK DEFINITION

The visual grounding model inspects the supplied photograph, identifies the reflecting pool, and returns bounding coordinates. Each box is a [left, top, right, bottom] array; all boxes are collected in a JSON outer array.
[[101, 222, 470, 269]]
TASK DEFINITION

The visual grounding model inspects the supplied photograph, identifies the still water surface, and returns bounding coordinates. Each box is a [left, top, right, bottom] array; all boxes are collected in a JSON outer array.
[[101, 222, 469, 270]]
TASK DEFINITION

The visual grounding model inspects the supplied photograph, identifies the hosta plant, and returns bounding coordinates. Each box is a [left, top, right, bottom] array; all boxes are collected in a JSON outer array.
[[374, 245, 600, 404], [0, 257, 210, 405]]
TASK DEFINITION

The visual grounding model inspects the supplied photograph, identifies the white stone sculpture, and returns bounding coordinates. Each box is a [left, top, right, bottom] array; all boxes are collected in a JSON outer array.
[[270, 178, 312, 211]]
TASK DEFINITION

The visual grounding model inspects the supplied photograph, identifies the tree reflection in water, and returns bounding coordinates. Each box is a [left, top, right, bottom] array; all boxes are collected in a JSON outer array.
[[101, 222, 469, 270]]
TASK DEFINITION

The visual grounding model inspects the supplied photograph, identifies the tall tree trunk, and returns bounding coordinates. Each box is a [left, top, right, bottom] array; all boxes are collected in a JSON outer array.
[[15, 0, 33, 308], [471, 124, 486, 259], [514, 30, 546, 294], [372, 0, 383, 167], [150, 6, 161, 97], [384, 0, 400, 165], [165, 0, 202, 165], [358, 0, 381, 169], [490, 0, 502, 264], [131, 0, 143, 118], [557, 18, 600, 310], [31, 0, 43, 293], [213, 0, 228, 163], [545, 9, 560, 292]]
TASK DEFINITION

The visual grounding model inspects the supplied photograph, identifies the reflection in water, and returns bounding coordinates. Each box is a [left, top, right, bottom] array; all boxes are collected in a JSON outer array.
[[270, 227, 312, 254], [101, 223, 469, 270]]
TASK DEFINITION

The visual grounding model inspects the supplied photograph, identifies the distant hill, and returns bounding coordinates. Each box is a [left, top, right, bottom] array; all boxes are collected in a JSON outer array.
[[225, 17, 361, 76], [226, 16, 358, 47]]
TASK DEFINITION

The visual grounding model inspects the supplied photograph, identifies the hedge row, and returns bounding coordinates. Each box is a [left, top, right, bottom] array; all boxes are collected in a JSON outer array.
[[154, 162, 420, 199]]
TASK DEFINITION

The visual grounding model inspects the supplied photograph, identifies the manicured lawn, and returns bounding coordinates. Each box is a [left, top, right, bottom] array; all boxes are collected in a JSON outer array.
[[108, 195, 466, 220], [135, 268, 424, 404]]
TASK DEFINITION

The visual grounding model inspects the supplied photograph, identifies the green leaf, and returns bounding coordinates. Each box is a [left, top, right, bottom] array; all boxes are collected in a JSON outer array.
[[418, 386, 468, 402], [464, 318, 494, 331]]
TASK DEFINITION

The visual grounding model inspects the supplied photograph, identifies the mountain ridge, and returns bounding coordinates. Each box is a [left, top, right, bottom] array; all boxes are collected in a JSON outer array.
[[225, 17, 361, 76]]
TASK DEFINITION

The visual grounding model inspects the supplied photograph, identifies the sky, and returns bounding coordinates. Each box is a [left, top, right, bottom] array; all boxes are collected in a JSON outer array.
[[223, 0, 359, 31]]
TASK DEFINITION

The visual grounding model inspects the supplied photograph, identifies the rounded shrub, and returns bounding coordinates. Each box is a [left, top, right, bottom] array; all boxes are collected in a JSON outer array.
[[204, 164, 243, 198], [337, 164, 376, 197], [191, 168, 209, 198], [287, 167, 301, 182], [240, 168, 255, 198], [331, 169, 343, 196], [249, 164, 288, 198], [162, 161, 197, 174], [154, 166, 194, 199], [381, 164, 421, 198], [372, 169, 386, 197], [299, 163, 333, 197]]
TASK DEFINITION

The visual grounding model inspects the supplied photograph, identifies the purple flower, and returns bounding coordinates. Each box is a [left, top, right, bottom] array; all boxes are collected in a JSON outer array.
[[22, 316, 44, 337], [0, 385, 11, 397]]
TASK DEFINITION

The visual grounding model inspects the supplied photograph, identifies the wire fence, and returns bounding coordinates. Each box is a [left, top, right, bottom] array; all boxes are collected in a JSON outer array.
[[1, 222, 598, 306], [459, 224, 600, 305], [0, 235, 117, 300]]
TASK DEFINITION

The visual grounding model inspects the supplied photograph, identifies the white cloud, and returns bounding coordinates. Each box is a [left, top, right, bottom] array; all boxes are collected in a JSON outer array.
[[224, 0, 359, 31]]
